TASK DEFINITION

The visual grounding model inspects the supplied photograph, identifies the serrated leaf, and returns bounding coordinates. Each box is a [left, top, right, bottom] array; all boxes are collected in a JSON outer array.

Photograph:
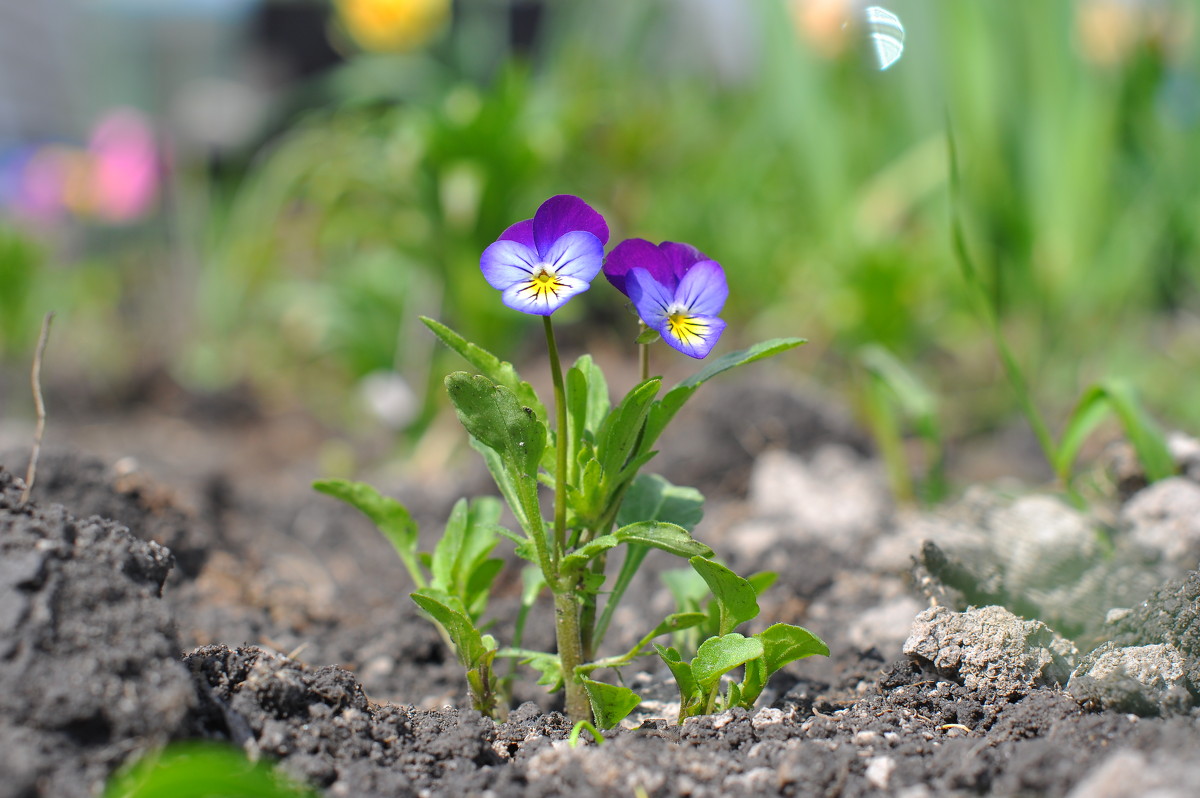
[[642, 338, 806, 449], [691, 633, 764, 692], [615, 521, 712, 559], [421, 316, 545, 421], [581, 678, 642, 730], [689, 556, 760, 635], [616, 473, 705, 532], [446, 372, 545, 478]]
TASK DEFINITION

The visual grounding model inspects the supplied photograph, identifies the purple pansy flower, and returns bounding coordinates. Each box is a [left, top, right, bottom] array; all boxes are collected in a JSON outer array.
[[604, 238, 728, 359], [480, 195, 609, 316]]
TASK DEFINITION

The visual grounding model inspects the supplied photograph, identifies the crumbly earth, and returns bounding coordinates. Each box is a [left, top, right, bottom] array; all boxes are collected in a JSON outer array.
[[2, 379, 1200, 797]]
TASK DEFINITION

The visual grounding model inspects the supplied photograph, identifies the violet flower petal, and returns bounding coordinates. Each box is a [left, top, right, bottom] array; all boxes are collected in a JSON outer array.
[[480, 240, 538, 290], [673, 260, 728, 318], [498, 218, 536, 249], [542, 230, 605, 282], [658, 241, 707, 281], [532, 195, 609, 255], [660, 314, 727, 359], [604, 238, 676, 298], [626, 267, 676, 329]]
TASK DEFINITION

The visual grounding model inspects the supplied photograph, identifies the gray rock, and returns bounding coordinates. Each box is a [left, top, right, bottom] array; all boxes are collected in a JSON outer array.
[[1167, 431, 1200, 482], [1121, 477, 1200, 570], [1108, 569, 1200, 691], [902, 605, 1077, 696], [748, 445, 891, 554], [1067, 642, 1193, 716], [1066, 749, 1200, 798], [893, 488, 1163, 639]]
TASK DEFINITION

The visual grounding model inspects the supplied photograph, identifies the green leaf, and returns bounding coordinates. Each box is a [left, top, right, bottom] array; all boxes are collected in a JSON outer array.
[[469, 436, 529, 532], [313, 479, 422, 585], [859, 343, 947, 504], [421, 316, 545, 421], [1055, 379, 1175, 485], [597, 377, 662, 482], [616, 473, 705, 532], [691, 633, 765, 692], [654, 644, 700, 705], [739, 656, 770, 708], [615, 521, 713, 559], [581, 678, 642, 730], [689, 556, 760, 635], [430, 498, 468, 596], [104, 742, 318, 798], [748, 571, 778, 596], [567, 354, 610, 437], [410, 591, 493, 669], [559, 534, 621, 573], [642, 338, 806, 448], [661, 568, 710, 612], [498, 648, 562, 689], [759, 623, 830, 675], [446, 372, 545, 479], [634, 327, 661, 345], [464, 558, 504, 620]]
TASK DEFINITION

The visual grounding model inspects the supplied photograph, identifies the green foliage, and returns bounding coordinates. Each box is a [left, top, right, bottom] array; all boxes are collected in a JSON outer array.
[[314, 479, 504, 710], [105, 742, 317, 798], [312, 479, 422, 586], [654, 560, 828, 722], [858, 344, 947, 505], [581, 678, 642, 730], [948, 126, 1176, 494], [411, 591, 500, 716], [0, 227, 43, 356], [1055, 380, 1175, 486]]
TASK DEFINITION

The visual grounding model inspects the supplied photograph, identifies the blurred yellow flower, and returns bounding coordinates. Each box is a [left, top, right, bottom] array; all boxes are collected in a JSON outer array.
[[788, 0, 854, 58], [1074, 0, 1194, 65], [335, 0, 450, 53]]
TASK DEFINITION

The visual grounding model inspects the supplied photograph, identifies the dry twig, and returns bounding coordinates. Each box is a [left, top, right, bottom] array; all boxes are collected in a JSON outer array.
[[20, 312, 54, 504]]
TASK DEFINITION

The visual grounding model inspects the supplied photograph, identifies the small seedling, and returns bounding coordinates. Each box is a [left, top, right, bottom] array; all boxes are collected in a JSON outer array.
[[317, 195, 827, 727]]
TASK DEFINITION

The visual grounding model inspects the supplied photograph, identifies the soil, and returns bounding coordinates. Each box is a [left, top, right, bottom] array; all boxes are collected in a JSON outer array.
[[2, 377, 1199, 797]]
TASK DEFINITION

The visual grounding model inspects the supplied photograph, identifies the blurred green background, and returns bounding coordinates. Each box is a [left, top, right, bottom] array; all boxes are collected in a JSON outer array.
[[1, 0, 1198, 478]]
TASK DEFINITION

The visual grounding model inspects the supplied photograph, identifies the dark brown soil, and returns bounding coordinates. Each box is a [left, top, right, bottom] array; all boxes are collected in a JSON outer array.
[[2, 379, 1199, 797]]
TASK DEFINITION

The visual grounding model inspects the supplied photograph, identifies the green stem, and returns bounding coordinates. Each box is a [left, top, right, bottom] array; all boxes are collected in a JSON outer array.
[[544, 316, 569, 557], [554, 588, 592, 722], [638, 322, 650, 381], [543, 316, 590, 723]]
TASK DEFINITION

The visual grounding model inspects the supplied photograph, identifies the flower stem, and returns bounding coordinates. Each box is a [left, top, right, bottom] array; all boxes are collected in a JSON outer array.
[[543, 317, 568, 556], [638, 322, 650, 382], [543, 316, 590, 722]]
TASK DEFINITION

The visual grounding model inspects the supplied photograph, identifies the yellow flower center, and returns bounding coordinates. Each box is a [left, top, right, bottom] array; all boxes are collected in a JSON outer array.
[[521, 265, 566, 302], [667, 312, 708, 346]]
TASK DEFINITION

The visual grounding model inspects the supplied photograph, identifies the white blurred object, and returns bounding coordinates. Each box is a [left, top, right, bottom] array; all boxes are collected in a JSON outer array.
[[360, 370, 418, 430], [862, 6, 905, 71]]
